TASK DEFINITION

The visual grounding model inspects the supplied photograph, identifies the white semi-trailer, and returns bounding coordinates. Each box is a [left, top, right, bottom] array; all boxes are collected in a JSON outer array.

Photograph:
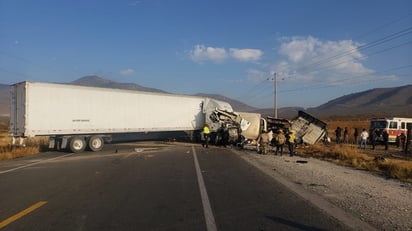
[[9, 81, 239, 153]]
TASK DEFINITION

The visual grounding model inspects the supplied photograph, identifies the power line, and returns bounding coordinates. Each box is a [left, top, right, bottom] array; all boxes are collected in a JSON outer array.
[[295, 39, 412, 76], [278, 64, 412, 94], [291, 27, 412, 77], [234, 14, 412, 108]]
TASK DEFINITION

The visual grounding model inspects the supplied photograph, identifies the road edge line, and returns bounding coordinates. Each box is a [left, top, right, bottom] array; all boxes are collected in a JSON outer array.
[[0, 153, 73, 175]]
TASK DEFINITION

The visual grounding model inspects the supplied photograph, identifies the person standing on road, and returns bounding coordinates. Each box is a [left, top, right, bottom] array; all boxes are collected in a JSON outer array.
[[371, 129, 377, 150], [344, 127, 349, 144], [257, 130, 270, 154], [202, 123, 210, 148], [399, 133, 406, 151], [335, 127, 342, 144], [359, 128, 369, 149], [382, 129, 389, 150], [354, 128, 359, 145], [274, 130, 286, 156], [287, 130, 296, 156]]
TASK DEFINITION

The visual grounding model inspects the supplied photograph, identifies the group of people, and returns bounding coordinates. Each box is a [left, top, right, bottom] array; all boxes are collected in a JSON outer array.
[[334, 127, 349, 144], [202, 123, 297, 156], [334, 126, 393, 150], [257, 128, 296, 156], [203, 122, 408, 153]]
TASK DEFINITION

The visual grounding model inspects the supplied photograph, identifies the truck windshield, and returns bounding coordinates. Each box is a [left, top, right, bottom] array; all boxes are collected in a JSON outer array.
[[370, 121, 387, 129]]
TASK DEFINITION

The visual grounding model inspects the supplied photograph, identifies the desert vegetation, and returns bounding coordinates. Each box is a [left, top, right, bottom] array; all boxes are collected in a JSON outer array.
[[0, 117, 47, 160], [299, 143, 412, 183], [299, 119, 412, 183]]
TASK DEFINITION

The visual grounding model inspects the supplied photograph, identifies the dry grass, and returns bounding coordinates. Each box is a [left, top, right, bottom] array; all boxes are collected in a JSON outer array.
[[0, 145, 43, 160], [0, 128, 48, 161], [300, 143, 412, 183]]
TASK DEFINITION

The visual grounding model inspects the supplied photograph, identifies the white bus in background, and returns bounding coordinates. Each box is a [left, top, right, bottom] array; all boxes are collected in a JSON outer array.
[[370, 117, 412, 143]]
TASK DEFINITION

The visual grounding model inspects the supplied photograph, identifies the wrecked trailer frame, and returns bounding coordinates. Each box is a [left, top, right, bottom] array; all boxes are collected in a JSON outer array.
[[289, 111, 327, 145], [266, 116, 291, 131], [267, 111, 327, 145]]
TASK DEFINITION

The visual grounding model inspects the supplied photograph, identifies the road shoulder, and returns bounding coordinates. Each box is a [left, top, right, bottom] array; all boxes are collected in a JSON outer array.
[[232, 149, 412, 231]]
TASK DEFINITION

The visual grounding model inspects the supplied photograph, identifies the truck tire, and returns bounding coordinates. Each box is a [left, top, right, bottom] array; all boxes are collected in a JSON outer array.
[[88, 135, 104, 152], [69, 136, 86, 153]]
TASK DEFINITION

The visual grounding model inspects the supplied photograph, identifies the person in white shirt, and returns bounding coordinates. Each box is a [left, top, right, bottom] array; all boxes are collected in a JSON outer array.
[[359, 128, 369, 149]]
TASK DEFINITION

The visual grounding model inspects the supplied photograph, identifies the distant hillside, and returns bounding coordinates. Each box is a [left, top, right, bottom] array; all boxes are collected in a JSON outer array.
[[252, 107, 305, 119], [0, 84, 9, 116], [306, 85, 412, 118], [70, 75, 167, 93], [194, 93, 257, 112]]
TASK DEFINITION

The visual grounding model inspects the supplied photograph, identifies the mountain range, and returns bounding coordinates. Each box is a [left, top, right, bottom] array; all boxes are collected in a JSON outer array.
[[306, 85, 412, 118], [0, 76, 411, 119]]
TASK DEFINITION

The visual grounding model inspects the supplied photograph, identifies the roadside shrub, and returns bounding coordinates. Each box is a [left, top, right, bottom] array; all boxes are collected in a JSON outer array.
[[302, 143, 412, 183]]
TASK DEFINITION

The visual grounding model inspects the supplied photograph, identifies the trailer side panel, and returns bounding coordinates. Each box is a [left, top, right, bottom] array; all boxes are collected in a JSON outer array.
[[10, 81, 206, 137]]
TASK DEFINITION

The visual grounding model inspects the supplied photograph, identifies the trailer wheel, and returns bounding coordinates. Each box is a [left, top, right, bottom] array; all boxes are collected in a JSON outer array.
[[88, 136, 104, 152], [69, 136, 86, 153]]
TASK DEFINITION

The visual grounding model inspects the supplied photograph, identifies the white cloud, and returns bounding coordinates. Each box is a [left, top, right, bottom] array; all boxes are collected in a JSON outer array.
[[129, 1, 142, 6], [189, 45, 228, 63], [279, 36, 318, 63], [230, 48, 263, 61], [275, 36, 375, 85], [189, 45, 263, 63], [120, 68, 135, 76]]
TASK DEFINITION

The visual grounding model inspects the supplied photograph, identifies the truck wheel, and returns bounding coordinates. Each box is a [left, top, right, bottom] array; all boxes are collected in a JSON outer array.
[[88, 136, 104, 152], [69, 136, 86, 153]]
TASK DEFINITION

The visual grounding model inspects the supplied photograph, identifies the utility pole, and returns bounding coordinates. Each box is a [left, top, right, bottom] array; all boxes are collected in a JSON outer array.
[[273, 72, 277, 118]]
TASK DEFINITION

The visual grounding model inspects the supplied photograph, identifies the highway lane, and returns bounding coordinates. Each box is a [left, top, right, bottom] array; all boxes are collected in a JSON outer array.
[[196, 147, 349, 231], [0, 142, 350, 230]]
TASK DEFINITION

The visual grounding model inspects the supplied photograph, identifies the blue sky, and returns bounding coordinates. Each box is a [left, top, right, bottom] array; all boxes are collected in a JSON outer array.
[[1, 0, 411, 109]]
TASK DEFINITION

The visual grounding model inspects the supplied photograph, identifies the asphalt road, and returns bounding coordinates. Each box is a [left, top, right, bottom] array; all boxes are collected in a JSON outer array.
[[0, 142, 350, 230]]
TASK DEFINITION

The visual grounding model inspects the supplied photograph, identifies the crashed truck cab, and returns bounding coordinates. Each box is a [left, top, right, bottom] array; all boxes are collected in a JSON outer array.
[[202, 98, 265, 146]]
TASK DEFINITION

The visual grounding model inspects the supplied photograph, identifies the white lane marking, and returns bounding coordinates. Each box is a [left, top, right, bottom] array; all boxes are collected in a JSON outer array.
[[0, 153, 74, 175], [192, 146, 218, 231]]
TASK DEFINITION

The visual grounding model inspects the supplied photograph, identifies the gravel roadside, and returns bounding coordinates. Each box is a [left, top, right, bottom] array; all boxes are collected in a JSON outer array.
[[233, 149, 412, 231]]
